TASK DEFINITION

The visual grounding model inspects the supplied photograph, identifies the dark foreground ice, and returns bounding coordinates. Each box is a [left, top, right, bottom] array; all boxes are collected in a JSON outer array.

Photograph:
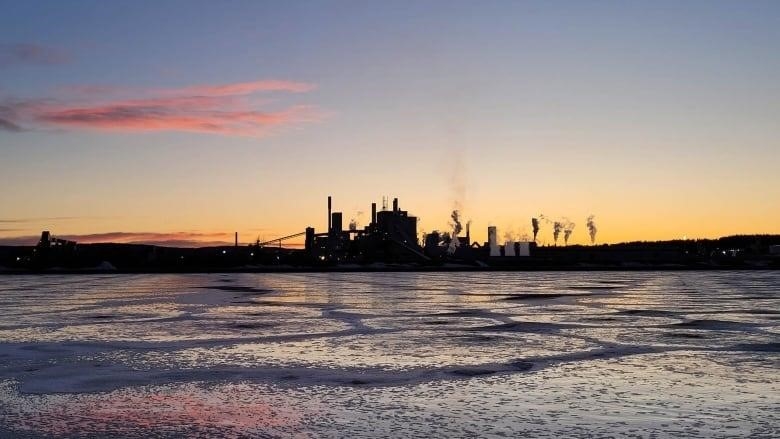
[[0, 271, 777, 438]]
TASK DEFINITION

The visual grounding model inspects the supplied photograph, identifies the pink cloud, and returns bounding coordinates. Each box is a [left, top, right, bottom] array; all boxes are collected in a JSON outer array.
[[170, 79, 315, 96], [56, 79, 314, 99], [36, 103, 318, 136], [2, 79, 321, 136]]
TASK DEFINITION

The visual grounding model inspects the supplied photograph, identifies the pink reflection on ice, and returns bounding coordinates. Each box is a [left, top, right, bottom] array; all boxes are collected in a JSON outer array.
[[12, 383, 309, 438]]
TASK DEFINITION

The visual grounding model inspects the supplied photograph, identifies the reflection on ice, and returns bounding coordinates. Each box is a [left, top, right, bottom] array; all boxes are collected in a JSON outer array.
[[0, 271, 778, 437], [1, 382, 307, 438]]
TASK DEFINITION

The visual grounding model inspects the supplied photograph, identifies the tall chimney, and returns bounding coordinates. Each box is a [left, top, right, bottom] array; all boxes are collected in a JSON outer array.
[[371, 202, 377, 225], [392, 197, 398, 213], [328, 196, 332, 232], [488, 226, 500, 257], [235, 232, 238, 247], [466, 222, 470, 246]]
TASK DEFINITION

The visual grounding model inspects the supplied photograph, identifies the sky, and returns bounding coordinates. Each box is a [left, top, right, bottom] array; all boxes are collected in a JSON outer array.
[[1, 0, 779, 247]]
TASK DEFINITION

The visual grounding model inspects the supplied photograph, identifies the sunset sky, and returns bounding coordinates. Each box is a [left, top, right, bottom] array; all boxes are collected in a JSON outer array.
[[1, 1, 779, 247]]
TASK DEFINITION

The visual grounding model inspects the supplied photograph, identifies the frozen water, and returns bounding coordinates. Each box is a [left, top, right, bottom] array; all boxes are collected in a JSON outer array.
[[0, 271, 777, 437]]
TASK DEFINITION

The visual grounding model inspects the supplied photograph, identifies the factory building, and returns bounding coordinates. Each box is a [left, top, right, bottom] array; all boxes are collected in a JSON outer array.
[[305, 196, 428, 263], [10, 196, 780, 271], [485, 226, 531, 258], [422, 221, 476, 260]]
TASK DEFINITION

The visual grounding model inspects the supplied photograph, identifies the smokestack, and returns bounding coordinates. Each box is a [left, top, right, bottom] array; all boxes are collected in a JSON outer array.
[[466, 221, 471, 246], [488, 226, 499, 256], [328, 196, 332, 232], [371, 203, 377, 225], [235, 232, 238, 247], [393, 197, 398, 213]]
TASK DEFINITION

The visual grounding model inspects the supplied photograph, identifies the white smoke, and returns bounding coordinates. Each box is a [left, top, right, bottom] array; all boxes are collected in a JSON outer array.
[[587, 215, 598, 244], [447, 210, 462, 254], [563, 219, 575, 246], [553, 221, 563, 245]]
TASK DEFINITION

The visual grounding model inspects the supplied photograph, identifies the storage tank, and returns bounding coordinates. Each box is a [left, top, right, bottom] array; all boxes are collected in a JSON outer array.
[[504, 241, 516, 257], [517, 242, 531, 257]]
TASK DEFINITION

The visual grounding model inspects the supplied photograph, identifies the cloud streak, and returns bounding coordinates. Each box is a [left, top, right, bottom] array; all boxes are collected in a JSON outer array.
[[0, 43, 69, 68], [169, 79, 315, 96], [0, 231, 237, 247], [1, 103, 25, 131], [37, 101, 318, 136], [0, 117, 22, 132], [1, 79, 321, 136], [0, 216, 84, 224]]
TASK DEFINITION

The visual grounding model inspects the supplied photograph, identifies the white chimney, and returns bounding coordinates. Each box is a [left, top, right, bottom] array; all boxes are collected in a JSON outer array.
[[488, 226, 500, 256]]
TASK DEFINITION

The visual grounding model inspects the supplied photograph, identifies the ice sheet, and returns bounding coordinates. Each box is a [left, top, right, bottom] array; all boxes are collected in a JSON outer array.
[[0, 271, 777, 437]]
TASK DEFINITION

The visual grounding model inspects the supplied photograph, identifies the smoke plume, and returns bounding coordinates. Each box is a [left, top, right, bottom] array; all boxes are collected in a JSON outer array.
[[503, 230, 514, 243], [447, 210, 462, 254], [587, 215, 598, 244], [349, 210, 364, 231], [563, 219, 575, 246], [553, 221, 563, 245], [531, 218, 540, 241]]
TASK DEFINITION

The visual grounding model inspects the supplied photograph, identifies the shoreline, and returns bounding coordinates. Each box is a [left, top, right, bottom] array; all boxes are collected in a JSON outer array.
[[1, 264, 778, 275]]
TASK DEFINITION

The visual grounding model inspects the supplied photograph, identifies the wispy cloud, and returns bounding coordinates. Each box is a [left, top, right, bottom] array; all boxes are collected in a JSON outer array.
[[0, 236, 38, 246], [36, 101, 318, 136], [0, 216, 84, 224], [0, 43, 69, 68], [0, 231, 236, 247], [169, 80, 315, 96], [0, 117, 22, 132], [1, 79, 322, 136], [0, 103, 24, 131]]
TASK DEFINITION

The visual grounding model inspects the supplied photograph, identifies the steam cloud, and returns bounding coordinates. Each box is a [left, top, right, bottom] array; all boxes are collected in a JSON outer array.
[[503, 227, 529, 243], [349, 210, 364, 231], [531, 218, 540, 241], [553, 221, 563, 245], [447, 210, 462, 254], [563, 219, 575, 246], [587, 215, 598, 244], [503, 230, 514, 243]]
